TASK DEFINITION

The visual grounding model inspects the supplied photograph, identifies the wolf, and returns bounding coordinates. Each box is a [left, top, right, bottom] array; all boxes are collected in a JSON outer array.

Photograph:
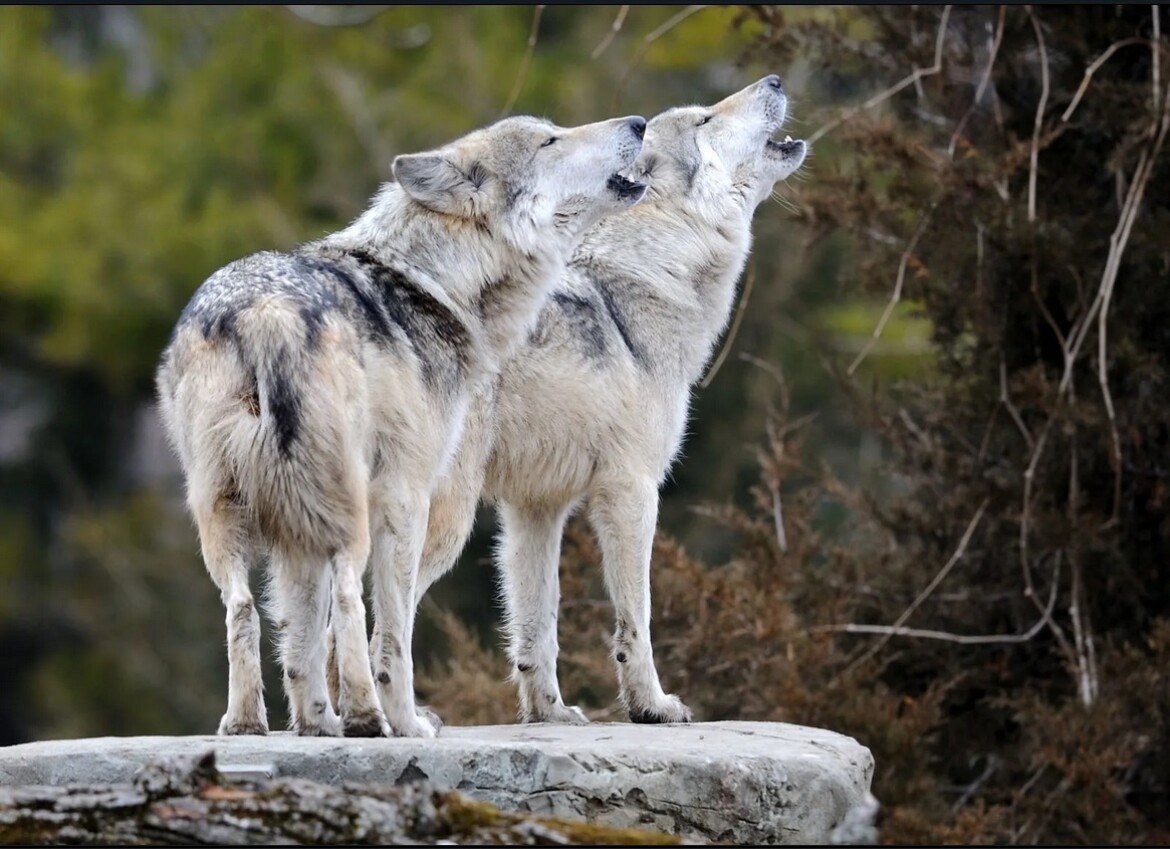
[[415, 76, 808, 724], [156, 113, 648, 739]]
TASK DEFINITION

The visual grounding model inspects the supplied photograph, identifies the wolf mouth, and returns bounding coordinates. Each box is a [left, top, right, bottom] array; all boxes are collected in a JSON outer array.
[[766, 135, 805, 156], [608, 172, 648, 201]]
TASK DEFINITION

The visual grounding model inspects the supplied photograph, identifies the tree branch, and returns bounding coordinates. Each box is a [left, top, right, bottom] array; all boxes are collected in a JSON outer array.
[[591, 5, 630, 60], [1025, 7, 1050, 224], [847, 201, 938, 376], [500, 5, 545, 118], [809, 5, 952, 145], [820, 554, 1061, 647], [948, 4, 1006, 158], [613, 5, 710, 109]]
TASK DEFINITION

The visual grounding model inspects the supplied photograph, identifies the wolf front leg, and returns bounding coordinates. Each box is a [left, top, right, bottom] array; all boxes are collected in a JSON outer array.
[[415, 398, 493, 605], [588, 476, 693, 724], [192, 494, 268, 736], [369, 494, 440, 738], [497, 500, 588, 724]]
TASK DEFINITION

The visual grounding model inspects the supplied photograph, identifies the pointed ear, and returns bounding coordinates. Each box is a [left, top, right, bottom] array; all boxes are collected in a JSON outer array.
[[392, 153, 488, 216]]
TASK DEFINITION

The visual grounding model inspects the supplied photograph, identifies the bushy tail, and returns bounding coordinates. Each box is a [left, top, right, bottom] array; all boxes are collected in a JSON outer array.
[[220, 304, 364, 555]]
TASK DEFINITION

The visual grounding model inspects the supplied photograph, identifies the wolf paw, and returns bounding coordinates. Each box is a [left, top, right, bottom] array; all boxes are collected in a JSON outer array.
[[344, 708, 391, 738], [292, 706, 344, 737], [416, 705, 444, 734], [217, 714, 269, 736], [527, 702, 590, 725], [390, 711, 439, 738], [629, 694, 693, 724]]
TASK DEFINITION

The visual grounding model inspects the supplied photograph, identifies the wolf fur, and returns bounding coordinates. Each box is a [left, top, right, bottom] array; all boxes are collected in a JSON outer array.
[[417, 76, 808, 724], [156, 113, 648, 739]]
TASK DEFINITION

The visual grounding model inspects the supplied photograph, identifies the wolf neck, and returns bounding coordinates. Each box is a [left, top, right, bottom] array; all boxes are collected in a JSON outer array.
[[326, 184, 564, 375], [579, 196, 755, 386]]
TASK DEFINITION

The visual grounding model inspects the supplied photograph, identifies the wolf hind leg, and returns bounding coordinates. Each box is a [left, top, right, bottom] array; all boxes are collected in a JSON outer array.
[[193, 488, 268, 736], [588, 476, 693, 724], [330, 513, 390, 737], [268, 550, 342, 736], [498, 500, 588, 725]]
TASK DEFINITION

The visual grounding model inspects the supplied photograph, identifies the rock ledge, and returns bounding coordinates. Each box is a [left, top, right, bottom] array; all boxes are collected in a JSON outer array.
[[0, 721, 874, 844]]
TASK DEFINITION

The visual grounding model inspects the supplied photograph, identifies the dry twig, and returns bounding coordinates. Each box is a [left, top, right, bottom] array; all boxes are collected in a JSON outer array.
[[948, 5, 1006, 157], [847, 201, 938, 376], [843, 499, 988, 672], [1025, 7, 1050, 224], [591, 5, 630, 59], [613, 5, 710, 109], [1000, 357, 1034, 451], [809, 5, 952, 145], [820, 553, 1061, 646], [1061, 38, 1168, 123], [500, 5, 545, 118]]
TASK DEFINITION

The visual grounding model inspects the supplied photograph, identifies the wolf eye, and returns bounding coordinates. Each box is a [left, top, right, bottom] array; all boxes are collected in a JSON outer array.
[[697, 115, 713, 127], [541, 137, 559, 148]]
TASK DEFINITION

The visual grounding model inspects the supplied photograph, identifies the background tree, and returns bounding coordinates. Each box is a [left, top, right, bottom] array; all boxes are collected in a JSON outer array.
[[423, 4, 1170, 843]]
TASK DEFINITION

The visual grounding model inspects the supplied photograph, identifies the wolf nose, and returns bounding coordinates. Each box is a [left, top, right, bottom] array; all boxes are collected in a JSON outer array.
[[628, 116, 646, 140], [763, 74, 784, 93]]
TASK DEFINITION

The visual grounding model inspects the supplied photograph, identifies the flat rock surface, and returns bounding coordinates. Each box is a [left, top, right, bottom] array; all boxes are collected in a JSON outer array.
[[0, 721, 874, 845]]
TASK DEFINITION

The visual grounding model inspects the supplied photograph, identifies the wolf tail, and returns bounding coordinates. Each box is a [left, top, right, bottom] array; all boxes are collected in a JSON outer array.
[[217, 302, 365, 556]]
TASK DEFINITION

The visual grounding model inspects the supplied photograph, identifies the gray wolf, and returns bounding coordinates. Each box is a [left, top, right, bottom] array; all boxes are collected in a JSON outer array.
[[417, 76, 808, 724], [156, 113, 648, 738]]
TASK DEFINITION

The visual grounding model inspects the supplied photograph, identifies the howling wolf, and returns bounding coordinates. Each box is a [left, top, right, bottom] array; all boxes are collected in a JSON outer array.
[[156, 113, 648, 738], [418, 76, 808, 725]]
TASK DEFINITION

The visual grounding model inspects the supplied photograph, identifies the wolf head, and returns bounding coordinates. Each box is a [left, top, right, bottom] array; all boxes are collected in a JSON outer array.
[[393, 114, 648, 243], [634, 75, 807, 211]]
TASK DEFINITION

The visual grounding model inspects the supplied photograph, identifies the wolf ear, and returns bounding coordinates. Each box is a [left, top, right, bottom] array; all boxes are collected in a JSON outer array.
[[393, 153, 488, 216]]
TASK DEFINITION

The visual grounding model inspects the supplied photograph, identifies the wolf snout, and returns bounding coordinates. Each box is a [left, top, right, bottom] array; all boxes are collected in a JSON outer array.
[[627, 116, 646, 140], [762, 74, 784, 93]]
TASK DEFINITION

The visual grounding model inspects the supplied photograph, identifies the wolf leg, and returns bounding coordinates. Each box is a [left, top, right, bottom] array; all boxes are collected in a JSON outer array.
[[416, 391, 493, 606], [588, 476, 693, 724], [415, 461, 483, 606], [268, 551, 342, 736], [193, 493, 268, 736], [369, 494, 438, 738], [498, 501, 587, 724], [330, 513, 390, 737]]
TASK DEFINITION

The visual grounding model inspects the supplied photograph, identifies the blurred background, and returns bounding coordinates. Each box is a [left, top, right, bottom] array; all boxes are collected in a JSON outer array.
[[1, 5, 1167, 844]]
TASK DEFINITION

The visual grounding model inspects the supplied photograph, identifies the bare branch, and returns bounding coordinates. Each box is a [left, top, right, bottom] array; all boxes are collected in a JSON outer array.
[[843, 499, 988, 671], [1060, 78, 1170, 402], [500, 5, 545, 118], [1000, 356, 1034, 450], [820, 553, 1061, 646], [701, 257, 756, 388], [1155, 6, 1162, 110], [770, 485, 788, 554], [319, 64, 394, 174], [809, 5, 952, 145], [1018, 425, 1074, 657], [948, 4, 1006, 158], [613, 5, 710, 109], [1069, 556, 1098, 706], [847, 201, 938, 376], [1061, 38, 1168, 123], [1090, 82, 1170, 522], [1026, 7, 1050, 224], [591, 4, 629, 60]]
